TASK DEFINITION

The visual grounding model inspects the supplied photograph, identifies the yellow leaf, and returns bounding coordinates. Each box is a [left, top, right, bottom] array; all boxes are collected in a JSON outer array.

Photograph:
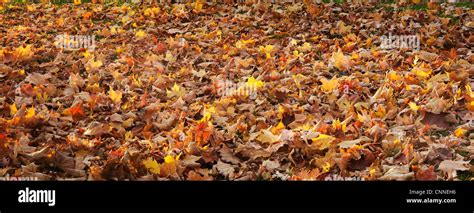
[[15, 45, 33, 58], [369, 168, 376, 178], [27, 5, 35, 12], [193, 0, 203, 11], [25, 107, 35, 119], [312, 134, 335, 150], [292, 74, 305, 88], [336, 21, 351, 35], [235, 39, 254, 49], [290, 39, 298, 46], [259, 45, 273, 59], [109, 88, 123, 104], [298, 42, 312, 52], [115, 46, 124, 55], [199, 105, 215, 123], [143, 158, 160, 174], [332, 49, 350, 71], [411, 66, 431, 79], [271, 121, 285, 134], [257, 129, 280, 144], [332, 119, 347, 132], [320, 77, 339, 92], [408, 102, 419, 112], [74, 0, 81, 5], [468, 101, 474, 111], [160, 154, 178, 177], [164, 154, 175, 164], [165, 51, 176, 62], [144, 7, 160, 17], [374, 104, 386, 118], [277, 106, 285, 119], [10, 104, 17, 116], [121, 16, 130, 24], [85, 59, 103, 72], [246, 76, 264, 88], [465, 85, 474, 100], [454, 128, 466, 138], [135, 30, 145, 38], [166, 83, 185, 98], [387, 71, 401, 81], [322, 162, 331, 173]]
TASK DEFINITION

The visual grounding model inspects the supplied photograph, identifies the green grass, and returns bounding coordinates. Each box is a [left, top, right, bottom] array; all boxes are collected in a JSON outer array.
[[455, 2, 473, 9], [322, 0, 343, 4], [409, 4, 428, 11]]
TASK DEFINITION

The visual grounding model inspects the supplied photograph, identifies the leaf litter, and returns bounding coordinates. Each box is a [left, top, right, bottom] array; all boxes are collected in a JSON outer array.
[[0, 1, 473, 180]]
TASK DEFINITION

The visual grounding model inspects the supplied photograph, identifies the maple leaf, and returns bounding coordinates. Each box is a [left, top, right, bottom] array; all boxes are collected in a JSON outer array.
[[187, 170, 213, 181], [144, 7, 160, 17], [10, 104, 17, 116], [82, 12, 92, 20], [387, 71, 401, 81], [438, 160, 469, 179], [108, 88, 123, 104], [25, 107, 35, 119], [312, 134, 335, 150], [235, 39, 255, 49], [193, 0, 204, 12], [15, 45, 34, 59], [143, 158, 160, 174], [271, 121, 285, 134], [336, 21, 351, 35], [411, 64, 432, 79], [332, 49, 350, 71], [245, 76, 264, 89], [320, 77, 339, 92], [195, 122, 212, 146], [256, 129, 280, 144], [0, 133, 8, 151], [160, 154, 179, 177], [259, 45, 273, 59], [415, 166, 437, 181], [164, 51, 176, 62], [135, 30, 145, 38], [332, 119, 347, 132], [408, 102, 419, 112], [453, 127, 466, 138], [292, 74, 306, 88], [63, 103, 85, 119], [166, 83, 185, 98], [85, 59, 103, 72], [379, 165, 414, 181], [297, 42, 312, 52], [215, 160, 235, 177]]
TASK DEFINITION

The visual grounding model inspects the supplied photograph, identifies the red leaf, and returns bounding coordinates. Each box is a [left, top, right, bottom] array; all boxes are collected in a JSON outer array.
[[415, 166, 437, 181]]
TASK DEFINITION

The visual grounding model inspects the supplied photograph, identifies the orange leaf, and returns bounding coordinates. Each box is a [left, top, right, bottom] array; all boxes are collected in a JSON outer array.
[[195, 122, 212, 146], [415, 166, 437, 181], [63, 103, 85, 119], [83, 12, 93, 20]]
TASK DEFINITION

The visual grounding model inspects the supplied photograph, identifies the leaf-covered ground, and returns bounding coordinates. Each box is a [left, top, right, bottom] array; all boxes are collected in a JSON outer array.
[[0, 1, 473, 180]]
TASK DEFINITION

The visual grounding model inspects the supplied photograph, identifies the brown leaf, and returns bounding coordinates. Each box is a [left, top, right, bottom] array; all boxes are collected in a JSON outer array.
[[215, 160, 235, 178], [415, 166, 438, 181], [438, 160, 469, 179]]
